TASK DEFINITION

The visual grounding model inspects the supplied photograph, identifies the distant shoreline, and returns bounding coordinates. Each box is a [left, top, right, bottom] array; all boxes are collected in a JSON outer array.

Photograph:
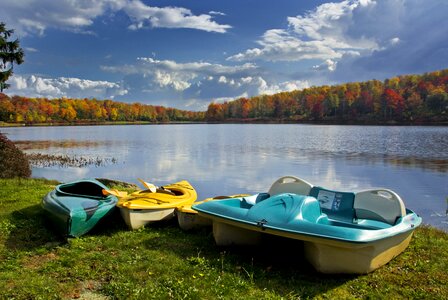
[[1, 119, 447, 128], [0, 121, 205, 128]]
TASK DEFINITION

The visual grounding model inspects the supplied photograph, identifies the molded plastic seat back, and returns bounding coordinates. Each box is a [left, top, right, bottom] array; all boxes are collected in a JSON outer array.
[[268, 176, 313, 196], [309, 187, 355, 223], [354, 189, 406, 225], [247, 193, 322, 224]]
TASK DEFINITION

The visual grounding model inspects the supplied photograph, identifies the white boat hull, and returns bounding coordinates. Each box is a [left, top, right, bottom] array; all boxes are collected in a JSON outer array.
[[210, 217, 415, 274], [304, 231, 414, 274], [176, 211, 212, 231], [213, 221, 263, 246], [119, 207, 175, 230]]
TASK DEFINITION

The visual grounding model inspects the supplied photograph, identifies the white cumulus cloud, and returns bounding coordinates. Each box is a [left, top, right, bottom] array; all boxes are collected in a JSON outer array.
[[101, 57, 309, 110], [102, 57, 258, 92], [0, 0, 231, 35], [227, 0, 448, 85], [5, 75, 128, 99], [242, 77, 309, 96], [209, 11, 226, 16], [327, 0, 448, 82], [227, 0, 379, 62], [313, 59, 338, 72], [124, 2, 231, 32]]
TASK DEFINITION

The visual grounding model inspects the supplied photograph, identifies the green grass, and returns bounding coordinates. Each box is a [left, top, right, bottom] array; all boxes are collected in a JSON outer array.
[[0, 178, 447, 299]]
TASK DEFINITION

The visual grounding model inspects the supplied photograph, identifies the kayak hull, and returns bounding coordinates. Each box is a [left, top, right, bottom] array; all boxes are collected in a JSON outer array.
[[41, 179, 118, 237], [119, 207, 175, 230], [117, 180, 197, 230], [177, 211, 212, 231]]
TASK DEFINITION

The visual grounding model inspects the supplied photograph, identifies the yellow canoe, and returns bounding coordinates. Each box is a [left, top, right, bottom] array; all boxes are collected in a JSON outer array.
[[177, 194, 249, 231], [114, 180, 197, 230]]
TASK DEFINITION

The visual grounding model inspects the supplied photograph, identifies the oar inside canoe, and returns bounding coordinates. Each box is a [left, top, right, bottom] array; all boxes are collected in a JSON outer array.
[[102, 189, 128, 198]]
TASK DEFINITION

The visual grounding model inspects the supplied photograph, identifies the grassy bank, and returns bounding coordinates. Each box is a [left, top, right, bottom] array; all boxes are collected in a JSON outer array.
[[1, 178, 447, 299]]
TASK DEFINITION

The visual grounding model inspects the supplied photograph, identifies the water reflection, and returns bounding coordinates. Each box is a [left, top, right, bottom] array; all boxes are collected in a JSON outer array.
[[16, 138, 448, 172], [14, 139, 115, 150], [297, 150, 448, 173], [2, 124, 447, 231]]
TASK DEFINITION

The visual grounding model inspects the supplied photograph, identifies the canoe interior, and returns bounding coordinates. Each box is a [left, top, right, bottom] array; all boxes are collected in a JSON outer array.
[[58, 181, 107, 199]]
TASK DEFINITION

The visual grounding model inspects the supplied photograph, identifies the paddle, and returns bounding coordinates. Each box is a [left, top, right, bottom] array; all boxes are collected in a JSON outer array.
[[102, 188, 128, 198], [137, 178, 157, 193]]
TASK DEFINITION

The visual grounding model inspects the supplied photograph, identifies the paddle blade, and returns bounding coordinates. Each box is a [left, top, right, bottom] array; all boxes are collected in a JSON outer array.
[[137, 178, 157, 193], [102, 189, 128, 198]]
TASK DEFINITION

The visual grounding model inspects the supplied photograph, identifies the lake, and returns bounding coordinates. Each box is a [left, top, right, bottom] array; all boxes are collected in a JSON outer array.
[[2, 124, 447, 231]]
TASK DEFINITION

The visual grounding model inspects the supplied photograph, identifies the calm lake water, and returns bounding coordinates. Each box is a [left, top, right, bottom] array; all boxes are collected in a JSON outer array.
[[2, 124, 448, 231]]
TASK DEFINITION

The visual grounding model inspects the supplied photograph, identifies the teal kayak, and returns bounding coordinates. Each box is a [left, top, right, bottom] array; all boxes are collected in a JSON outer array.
[[42, 179, 118, 237], [193, 176, 422, 273]]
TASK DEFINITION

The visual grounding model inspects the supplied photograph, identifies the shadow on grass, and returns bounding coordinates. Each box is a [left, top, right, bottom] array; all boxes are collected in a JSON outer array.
[[87, 208, 129, 236], [140, 221, 356, 298], [5, 205, 128, 251], [4, 206, 356, 298], [5, 204, 64, 251]]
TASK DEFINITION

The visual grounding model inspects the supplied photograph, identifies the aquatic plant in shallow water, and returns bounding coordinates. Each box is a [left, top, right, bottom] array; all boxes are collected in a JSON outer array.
[[26, 153, 118, 168]]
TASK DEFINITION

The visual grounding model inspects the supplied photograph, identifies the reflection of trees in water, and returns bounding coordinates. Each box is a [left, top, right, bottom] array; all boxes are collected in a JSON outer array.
[[381, 156, 448, 173], [306, 151, 448, 173], [15, 140, 113, 150]]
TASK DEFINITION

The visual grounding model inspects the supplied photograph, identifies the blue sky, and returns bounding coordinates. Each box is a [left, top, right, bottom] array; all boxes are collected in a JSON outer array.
[[1, 0, 447, 111]]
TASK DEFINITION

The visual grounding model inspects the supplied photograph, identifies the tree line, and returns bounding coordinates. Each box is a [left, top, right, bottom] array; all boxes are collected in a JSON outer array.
[[0, 68, 447, 125], [0, 95, 204, 123], [206, 69, 448, 123]]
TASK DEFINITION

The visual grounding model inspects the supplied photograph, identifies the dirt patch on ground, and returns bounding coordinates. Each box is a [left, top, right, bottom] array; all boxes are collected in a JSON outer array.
[[69, 280, 109, 300], [22, 252, 58, 270]]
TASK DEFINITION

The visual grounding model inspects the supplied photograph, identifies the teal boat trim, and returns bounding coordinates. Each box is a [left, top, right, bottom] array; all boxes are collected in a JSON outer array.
[[42, 179, 118, 237], [193, 176, 422, 273], [193, 193, 421, 245]]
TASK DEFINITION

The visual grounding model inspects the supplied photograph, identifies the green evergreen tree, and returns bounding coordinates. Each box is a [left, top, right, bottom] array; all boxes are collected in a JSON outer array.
[[0, 22, 24, 92]]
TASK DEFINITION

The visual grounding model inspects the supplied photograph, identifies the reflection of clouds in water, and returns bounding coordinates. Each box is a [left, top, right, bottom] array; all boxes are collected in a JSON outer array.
[[431, 212, 447, 217], [430, 212, 448, 227], [33, 166, 89, 182], [320, 163, 355, 190], [73, 167, 89, 178], [253, 147, 448, 173]]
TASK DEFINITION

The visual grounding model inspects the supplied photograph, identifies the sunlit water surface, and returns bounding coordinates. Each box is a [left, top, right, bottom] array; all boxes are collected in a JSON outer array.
[[2, 124, 447, 230]]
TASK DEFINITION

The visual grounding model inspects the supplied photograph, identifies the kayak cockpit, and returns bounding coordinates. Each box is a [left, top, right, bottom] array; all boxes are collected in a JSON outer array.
[[56, 180, 110, 199]]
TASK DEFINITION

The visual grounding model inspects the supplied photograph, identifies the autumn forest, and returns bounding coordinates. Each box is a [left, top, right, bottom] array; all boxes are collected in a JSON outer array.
[[1, 69, 447, 125]]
